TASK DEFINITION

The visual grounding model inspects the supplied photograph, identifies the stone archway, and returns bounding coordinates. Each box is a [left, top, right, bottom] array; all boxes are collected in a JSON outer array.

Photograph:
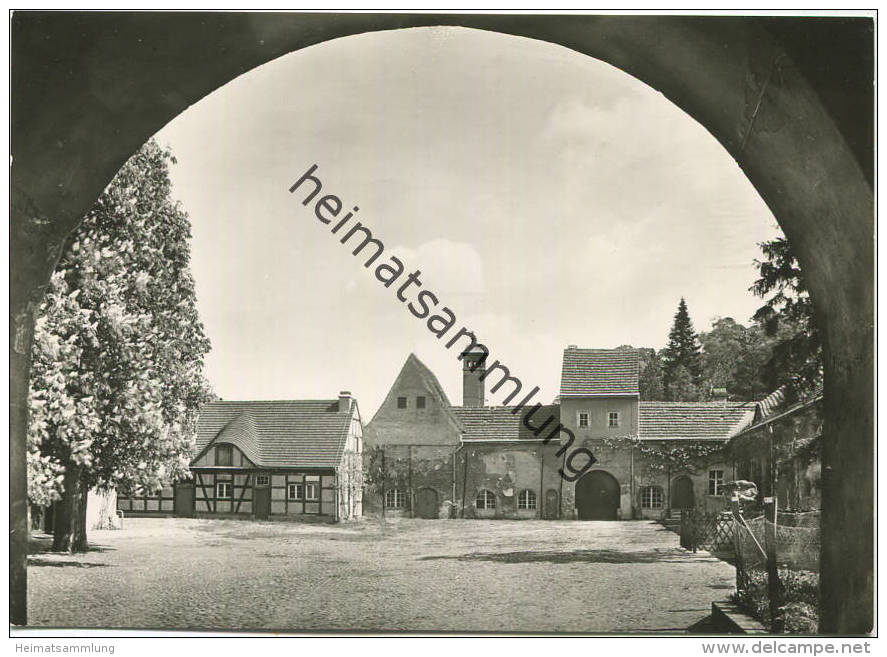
[[575, 470, 621, 520], [10, 14, 873, 632]]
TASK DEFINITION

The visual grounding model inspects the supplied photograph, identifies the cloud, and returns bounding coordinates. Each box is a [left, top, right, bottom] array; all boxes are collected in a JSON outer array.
[[389, 238, 485, 312]]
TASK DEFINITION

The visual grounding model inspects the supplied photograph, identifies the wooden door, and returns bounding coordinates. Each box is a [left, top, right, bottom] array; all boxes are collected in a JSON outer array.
[[174, 483, 195, 518], [414, 488, 439, 519], [671, 476, 695, 510], [575, 470, 620, 520], [544, 489, 559, 519], [254, 486, 271, 520]]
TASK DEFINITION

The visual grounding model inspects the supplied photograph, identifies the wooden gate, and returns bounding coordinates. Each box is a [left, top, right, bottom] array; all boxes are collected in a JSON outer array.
[[576, 470, 620, 520]]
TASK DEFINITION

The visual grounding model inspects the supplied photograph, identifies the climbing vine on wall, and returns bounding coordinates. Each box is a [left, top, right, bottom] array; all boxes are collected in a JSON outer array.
[[593, 435, 725, 479], [363, 446, 409, 495]]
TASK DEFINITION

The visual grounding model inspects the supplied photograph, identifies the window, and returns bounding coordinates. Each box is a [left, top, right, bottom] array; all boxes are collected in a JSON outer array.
[[305, 483, 319, 501], [577, 411, 589, 428], [640, 486, 663, 509], [416, 396, 426, 409], [517, 489, 537, 510], [608, 411, 621, 428], [255, 474, 270, 487], [215, 444, 233, 466], [384, 489, 406, 509], [476, 489, 496, 510], [216, 481, 233, 498], [397, 396, 408, 409], [287, 483, 304, 500], [709, 469, 725, 496]]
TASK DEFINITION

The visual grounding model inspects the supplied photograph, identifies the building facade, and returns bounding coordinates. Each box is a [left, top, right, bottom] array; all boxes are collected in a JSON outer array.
[[365, 347, 756, 520], [117, 391, 363, 521], [723, 384, 823, 512]]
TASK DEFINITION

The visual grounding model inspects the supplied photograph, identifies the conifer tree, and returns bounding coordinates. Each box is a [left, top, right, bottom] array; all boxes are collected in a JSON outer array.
[[662, 297, 703, 399]]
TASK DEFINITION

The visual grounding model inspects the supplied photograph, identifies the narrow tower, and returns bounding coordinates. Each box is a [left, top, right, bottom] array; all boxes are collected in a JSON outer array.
[[462, 349, 487, 407]]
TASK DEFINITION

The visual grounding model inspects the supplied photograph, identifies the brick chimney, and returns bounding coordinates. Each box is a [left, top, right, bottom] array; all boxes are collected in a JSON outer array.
[[338, 391, 352, 413], [461, 349, 487, 407]]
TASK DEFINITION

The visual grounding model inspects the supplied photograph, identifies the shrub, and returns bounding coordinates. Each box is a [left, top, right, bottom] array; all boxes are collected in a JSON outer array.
[[730, 568, 820, 633]]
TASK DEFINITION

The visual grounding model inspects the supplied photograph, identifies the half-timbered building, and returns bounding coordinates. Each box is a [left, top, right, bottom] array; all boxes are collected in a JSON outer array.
[[118, 391, 363, 521]]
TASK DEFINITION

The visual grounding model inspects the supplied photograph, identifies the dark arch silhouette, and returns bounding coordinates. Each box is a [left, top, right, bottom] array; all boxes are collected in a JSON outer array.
[[671, 475, 695, 511], [576, 470, 621, 520], [10, 14, 873, 632]]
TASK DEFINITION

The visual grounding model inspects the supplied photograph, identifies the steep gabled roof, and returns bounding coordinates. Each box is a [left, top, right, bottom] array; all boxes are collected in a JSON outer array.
[[366, 352, 457, 429], [451, 405, 559, 441], [560, 347, 640, 396], [408, 353, 452, 407], [638, 401, 755, 441], [193, 400, 354, 469]]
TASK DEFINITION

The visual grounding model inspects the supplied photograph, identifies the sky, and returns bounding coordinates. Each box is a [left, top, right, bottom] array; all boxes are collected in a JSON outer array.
[[153, 26, 782, 419]]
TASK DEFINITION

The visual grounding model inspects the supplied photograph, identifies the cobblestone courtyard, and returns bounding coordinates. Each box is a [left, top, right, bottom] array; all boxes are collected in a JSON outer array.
[[28, 517, 735, 633]]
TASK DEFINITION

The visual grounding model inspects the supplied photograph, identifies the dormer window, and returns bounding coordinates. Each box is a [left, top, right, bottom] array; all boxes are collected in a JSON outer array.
[[577, 411, 589, 428], [215, 444, 233, 466], [397, 396, 408, 409]]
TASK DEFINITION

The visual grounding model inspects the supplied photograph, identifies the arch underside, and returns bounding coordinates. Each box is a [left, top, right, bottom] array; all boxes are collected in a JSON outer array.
[[10, 14, 873, 632]]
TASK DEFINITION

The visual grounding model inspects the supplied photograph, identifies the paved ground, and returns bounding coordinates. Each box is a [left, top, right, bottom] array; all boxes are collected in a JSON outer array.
[[27, 517, 735, 633]]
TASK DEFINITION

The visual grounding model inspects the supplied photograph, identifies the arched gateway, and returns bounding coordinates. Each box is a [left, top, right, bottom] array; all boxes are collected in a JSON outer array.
[[575, 470, 620, 520]]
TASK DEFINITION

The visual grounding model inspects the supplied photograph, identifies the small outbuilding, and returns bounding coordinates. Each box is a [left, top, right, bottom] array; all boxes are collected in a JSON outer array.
[[117, 391, 363, 521]]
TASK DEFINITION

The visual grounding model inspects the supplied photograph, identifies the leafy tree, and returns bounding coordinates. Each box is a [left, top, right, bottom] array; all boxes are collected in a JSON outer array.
[[666, 364, 703, 402], [638, 347, 664, 401], [699, 317, 771, 400], [750, 236, 822, 391], [28, 140, 213, 552], [661, 298, 703, 399]]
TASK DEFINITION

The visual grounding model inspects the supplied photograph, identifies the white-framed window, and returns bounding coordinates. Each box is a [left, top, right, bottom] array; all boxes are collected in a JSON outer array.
[[288, 483, 304, 500], [640, 486, 663, 509], [216, 481, 233, 498], [709, 469, 725, 496], [305, 483, 319, 501], [254, 474, 270, 487], [517, 489, 537, 510], [476, 489, 497, 510], [608, 411, 621, 428], [384, 489, 406, 509], [577, 411, 590, 428]]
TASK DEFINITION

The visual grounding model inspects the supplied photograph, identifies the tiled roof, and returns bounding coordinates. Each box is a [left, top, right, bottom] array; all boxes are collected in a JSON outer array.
[[638, 401, 755, 441], [560, 348, 639, 396], [452, 405, 560, 441], [194, 400, 352, 469], [736, 384, 824, 439], [757, 386, 788, 421]]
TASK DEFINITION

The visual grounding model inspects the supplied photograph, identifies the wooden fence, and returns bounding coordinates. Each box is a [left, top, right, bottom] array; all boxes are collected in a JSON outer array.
[[680, 509, 735, 555]]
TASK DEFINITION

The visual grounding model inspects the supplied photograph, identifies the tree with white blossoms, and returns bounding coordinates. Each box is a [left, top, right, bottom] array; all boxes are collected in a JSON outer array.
[[28, 140, 213, 552]]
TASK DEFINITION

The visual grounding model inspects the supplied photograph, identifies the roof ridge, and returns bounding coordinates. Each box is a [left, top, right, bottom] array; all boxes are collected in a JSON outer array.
[[206, 399, 338, 405]]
